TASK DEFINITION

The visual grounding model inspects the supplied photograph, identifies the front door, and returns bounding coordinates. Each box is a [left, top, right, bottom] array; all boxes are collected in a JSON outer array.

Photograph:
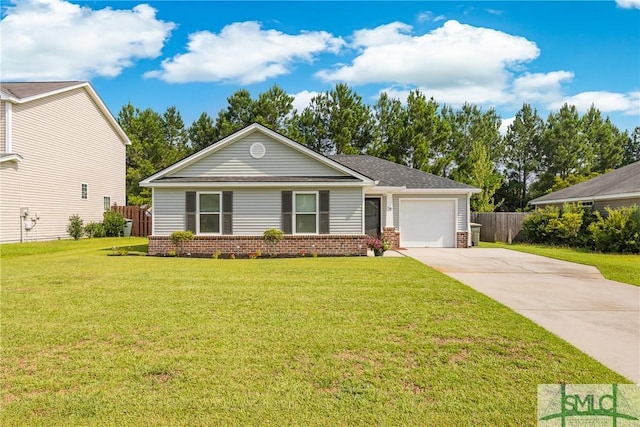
[[365, 198, 381, 237]]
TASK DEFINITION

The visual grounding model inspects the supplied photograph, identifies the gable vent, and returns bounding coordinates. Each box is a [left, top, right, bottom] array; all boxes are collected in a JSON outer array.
[[250, 142, 266, 159]]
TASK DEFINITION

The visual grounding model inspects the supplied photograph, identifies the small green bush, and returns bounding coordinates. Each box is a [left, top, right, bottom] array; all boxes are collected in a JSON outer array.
[[522, 204, 585, 246], [547, 204, 584, 246], [170, 231, 194, 256], [170, 231, 194, 245], [263, 228, 284, 243], [84, 222, 106, 238], [522, 206, 560, 244], [576, 209, 599, 248], [263, 228, 283, 257], [588, 205, 640, 253], [67, 215, 84, 240], [103, 210, 126, 237]]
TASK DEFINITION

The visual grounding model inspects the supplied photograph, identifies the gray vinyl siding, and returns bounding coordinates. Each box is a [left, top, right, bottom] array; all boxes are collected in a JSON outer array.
[[0, 87, 126, 243], [234, 189, 282, 234], [328, 187, 363, 234], [152, 188, 188, 235], [174, 133, 348, 178], [152, 187, 363, 236], [538, 198, 640, 216], [393, 194, 468, 231], [594, 198, 640, 214]]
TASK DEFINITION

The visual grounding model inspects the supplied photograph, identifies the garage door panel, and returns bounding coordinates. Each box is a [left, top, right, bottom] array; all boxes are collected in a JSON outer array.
[[399, 199, 456, 248]]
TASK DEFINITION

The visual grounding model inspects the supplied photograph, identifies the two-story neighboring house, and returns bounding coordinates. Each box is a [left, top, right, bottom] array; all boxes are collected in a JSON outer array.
[[0, 82, 130, 243]]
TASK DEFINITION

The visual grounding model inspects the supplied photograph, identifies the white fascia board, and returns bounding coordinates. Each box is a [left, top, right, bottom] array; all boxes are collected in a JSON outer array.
[[140, 181, 374, 189], [365, 186, 406, 193], [399, 188, 479, 195], [1, 82, 87, 103], [0, 153, 24, 163], [82, 83, 131, 146], [1, 82, 131, 146], [370, 187, 479, 195], [529, 192, 640, 205], [141, 123, 375, 185]]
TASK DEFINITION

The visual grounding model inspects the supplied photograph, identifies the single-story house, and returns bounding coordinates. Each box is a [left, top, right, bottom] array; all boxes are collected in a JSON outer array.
[[529, 161, 640, 213], [141, 123, 480, 256]]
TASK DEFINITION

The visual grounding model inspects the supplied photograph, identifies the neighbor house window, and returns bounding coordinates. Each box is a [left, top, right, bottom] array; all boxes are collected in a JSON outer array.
[[198, 192, 221, 234], [81, 183, 88, 200], [103, 196, 111, 211], [294, 192, 317, 234]]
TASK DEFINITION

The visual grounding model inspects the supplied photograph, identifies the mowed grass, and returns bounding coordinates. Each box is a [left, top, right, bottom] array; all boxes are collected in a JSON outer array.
[[1, 238, 629, 426], [481, 241, 640, 286]]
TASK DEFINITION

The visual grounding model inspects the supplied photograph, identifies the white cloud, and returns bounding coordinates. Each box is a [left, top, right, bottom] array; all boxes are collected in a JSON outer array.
[[550, 91, 640, 116], [291, 90, 318, 113], [511, 71, 574, 104], [146, 22, 344, 84], [352, 22, 412, 48], [381, 84, 512, 107], [616, 0, 640, 9], [499, 116, 515, 135], [0, 0, 174, 80], [316, 20, 540, 106], [417, 11, 446, 23]]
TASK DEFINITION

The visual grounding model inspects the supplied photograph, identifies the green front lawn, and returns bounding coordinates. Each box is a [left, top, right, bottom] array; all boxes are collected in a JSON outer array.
[[1, 238, 628, 426], [481, 242, 640, 286]]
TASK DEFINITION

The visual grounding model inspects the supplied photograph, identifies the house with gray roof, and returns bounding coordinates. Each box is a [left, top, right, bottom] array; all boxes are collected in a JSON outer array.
[[529, 161, 640, 213], [141, 123, 480, 256], [1, 81, 130, 243]]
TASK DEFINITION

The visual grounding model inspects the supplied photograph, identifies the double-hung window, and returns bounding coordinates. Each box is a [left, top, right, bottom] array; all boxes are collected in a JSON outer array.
[[294, 192, 317, 234], [198, 192, 221, 234]]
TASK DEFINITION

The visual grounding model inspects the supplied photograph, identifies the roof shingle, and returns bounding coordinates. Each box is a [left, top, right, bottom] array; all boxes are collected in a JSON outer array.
[[1, 81, 83, 99], [530, 161, 640, 204], [329, 155, 478, 190]]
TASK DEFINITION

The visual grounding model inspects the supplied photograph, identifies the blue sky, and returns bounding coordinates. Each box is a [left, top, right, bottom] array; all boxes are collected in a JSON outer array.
[[2, 0, 639, 134]]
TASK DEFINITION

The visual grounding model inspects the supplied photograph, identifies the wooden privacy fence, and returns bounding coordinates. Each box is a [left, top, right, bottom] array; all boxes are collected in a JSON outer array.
[[470, 212, 530, 243], [113, 206, 152, 237]]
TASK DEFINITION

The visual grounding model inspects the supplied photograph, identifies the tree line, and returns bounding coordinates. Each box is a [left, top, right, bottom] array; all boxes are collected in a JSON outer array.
[[117, 83, 640, 211]]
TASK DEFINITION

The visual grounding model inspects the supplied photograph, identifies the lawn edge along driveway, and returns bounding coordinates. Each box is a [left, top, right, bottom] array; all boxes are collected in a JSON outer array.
[[403, 247, 640, 383]]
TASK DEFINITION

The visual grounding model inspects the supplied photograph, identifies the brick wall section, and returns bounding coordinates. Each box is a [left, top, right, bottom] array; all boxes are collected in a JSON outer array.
[[456, 231, 469, 248], [148, 234, 369, 257], [382, 227, 400, 250]]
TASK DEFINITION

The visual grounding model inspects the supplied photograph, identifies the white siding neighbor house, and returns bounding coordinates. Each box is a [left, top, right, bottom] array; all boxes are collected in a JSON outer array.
[[0, 81, 130, 243], [141, 123, 479, 256]]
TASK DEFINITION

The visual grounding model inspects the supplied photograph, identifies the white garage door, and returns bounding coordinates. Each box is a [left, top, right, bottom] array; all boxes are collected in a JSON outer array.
[[399, 199, 456, 247]]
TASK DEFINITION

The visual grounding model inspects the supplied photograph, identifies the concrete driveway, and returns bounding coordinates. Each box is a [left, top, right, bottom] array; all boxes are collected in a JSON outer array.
[[401, 248, 640, 383]]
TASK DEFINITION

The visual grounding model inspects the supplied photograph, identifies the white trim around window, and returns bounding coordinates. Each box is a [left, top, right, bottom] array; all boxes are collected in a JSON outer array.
[[81, 183, 88, 200], [293, 191, 318, 234], [196, 191, 222, 235], [103, 196, 111, 211]]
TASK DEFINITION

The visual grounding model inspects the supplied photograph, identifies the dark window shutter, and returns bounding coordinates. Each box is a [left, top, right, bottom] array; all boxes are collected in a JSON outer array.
[[222, 191, 233, 235], [185, 191, 196, 233], [282, 191, 292, 234], [319, 190, 330, 234]]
